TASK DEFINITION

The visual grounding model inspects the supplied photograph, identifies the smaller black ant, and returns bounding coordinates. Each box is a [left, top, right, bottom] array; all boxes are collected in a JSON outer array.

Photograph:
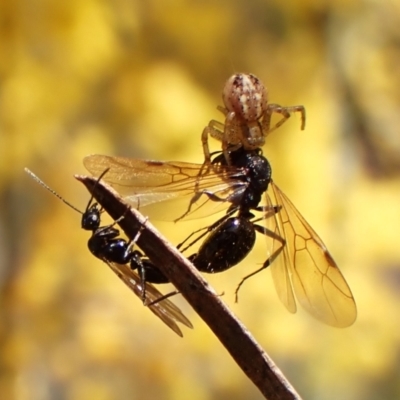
[[25, 168, 192, 337]]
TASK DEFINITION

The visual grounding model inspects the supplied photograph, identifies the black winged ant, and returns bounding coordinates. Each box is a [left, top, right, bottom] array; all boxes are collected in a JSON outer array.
[[84, 142, 357, 327], [179, 147, 283, 274], [24, 168, 192, 337]]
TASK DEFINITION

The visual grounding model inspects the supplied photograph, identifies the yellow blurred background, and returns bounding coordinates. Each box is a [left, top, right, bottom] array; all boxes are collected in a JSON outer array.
[[1, 1, 400, 399]]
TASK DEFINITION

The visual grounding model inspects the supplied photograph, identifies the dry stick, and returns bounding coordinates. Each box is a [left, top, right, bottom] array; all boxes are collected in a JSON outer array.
[[76, 174, 302, 400]]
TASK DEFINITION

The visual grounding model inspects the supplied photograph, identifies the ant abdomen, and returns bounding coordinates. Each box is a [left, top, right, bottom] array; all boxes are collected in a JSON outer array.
[[190, 217, 256, 274]]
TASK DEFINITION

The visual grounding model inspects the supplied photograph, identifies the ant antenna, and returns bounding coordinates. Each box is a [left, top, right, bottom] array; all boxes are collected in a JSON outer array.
[[25, 168, 83, 214], [24, 167, 110, 215], [83, 168, 110, 213]]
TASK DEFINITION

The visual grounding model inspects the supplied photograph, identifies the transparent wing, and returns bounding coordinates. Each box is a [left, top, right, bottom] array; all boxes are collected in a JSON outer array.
[[266, 181, 357, 328], [83, 155, 247, 221], [105, 260, 193, 336]]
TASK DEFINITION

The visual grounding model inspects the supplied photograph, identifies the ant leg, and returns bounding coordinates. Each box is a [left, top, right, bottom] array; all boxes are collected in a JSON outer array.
[[94, 202, 132, 236], [124, 217, 154, 302], [94, 213, 124, 236], [128, 249, 180, 307], [146, 289, 180, 306], [173, 190, 206, 223], [174, 183, 238, 223], [251, 205, 282, 223], [178, 206, 238, 253], [131, 252, 148, 303], [126, 216, 148, 252], [234, 223, 286, 302], [125, 217, 182, 306]]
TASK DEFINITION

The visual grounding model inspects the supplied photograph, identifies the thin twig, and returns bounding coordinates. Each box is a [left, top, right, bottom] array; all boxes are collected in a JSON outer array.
[[76, 174, 302, 400]]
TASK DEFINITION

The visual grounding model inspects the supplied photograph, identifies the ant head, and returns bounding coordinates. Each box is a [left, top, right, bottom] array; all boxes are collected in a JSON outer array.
[[81, 168, 110, 231], [81, 203, 101, 231]]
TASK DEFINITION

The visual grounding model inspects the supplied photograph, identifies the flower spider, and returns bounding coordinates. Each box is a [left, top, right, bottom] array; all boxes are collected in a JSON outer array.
[[202, 73, 306, 164]]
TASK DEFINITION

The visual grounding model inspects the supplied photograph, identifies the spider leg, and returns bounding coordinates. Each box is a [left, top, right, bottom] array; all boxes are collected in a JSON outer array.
[[263, 103, 306, 135]]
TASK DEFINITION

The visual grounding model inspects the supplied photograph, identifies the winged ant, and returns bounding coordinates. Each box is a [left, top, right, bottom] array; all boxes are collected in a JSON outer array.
[[25, 168, 192, 337], [81, 72, 356, 328], [83, 143, 357, 328]]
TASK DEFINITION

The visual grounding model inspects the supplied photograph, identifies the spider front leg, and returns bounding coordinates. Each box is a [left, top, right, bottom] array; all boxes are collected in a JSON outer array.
[[201, 120, 225, 164], [262, 103, 306, 135], [222, 112, 245, 164]]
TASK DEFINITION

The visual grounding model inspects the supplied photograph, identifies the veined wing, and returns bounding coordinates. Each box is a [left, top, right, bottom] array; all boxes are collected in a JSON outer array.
[[83, 155, 247, 221], [266, 181, 357, 328], [106, 260, 193, 336]]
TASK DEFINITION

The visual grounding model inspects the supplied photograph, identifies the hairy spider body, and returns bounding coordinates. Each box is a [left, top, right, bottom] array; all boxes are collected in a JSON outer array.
[[202, 73, 306, 164]]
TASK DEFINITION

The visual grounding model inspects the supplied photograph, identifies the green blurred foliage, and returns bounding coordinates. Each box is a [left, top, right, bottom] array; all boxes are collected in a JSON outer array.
[[1, 0, 400, 399]]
